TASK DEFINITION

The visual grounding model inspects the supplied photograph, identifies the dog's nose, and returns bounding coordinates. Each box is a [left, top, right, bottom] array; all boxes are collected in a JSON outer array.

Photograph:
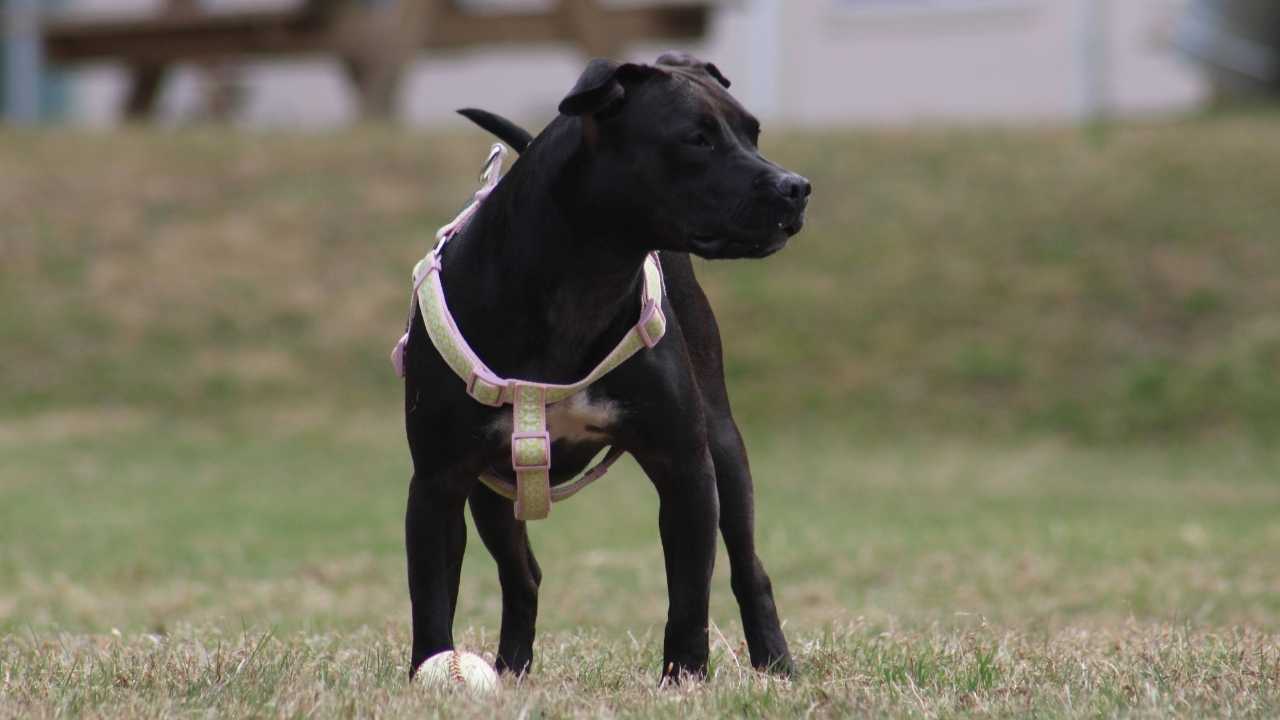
[[775, 173, 812, 201]]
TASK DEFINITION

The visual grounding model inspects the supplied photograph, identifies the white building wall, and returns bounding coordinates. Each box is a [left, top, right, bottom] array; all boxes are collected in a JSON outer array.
[[1107, 0, 1204, 116], [765, 0, 1204, 125], [55, 0, 1209, 128], [779, 2, 1084, 123]]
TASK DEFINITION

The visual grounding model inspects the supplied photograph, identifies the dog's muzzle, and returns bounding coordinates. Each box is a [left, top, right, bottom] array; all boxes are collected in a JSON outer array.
[[773, 172, 811, 236]]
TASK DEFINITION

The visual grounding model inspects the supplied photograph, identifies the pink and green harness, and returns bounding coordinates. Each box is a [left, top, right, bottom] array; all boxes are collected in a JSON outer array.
[[392, 145, 667, 521]]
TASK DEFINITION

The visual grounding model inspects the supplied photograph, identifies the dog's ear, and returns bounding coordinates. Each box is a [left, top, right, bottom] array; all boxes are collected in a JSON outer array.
[[655, 51, 730, 89], [558, 59, 659, 116]]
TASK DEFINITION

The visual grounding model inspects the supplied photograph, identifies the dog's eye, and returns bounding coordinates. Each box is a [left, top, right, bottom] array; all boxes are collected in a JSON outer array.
[[684, 132, 713, 149]]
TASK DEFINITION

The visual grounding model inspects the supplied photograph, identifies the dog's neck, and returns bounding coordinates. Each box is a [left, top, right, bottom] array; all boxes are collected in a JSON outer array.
[[437, 124, 650, 385]]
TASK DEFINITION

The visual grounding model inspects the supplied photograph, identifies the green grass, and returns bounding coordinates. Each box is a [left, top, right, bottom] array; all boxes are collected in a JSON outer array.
[[2, 422, 1279, 716], [3, 116, 1280, 716], [5, 422, 1277, 634], [4, 116, 1280, 438]]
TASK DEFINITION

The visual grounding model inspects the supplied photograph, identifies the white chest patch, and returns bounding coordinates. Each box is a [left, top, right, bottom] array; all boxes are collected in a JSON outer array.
[[488, 392, 619, 444]]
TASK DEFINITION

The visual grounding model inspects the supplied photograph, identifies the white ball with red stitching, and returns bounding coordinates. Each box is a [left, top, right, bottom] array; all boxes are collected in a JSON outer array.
[[414, 650, 500, 694]]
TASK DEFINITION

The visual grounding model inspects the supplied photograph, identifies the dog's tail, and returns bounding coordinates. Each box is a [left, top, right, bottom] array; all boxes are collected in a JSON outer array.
[[457, 108, 532, 154]]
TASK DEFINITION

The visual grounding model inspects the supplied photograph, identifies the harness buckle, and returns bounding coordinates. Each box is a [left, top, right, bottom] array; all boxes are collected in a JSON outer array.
[[511, 430, 552, 472], [466, 368, 506, 406], [636, 299, 663, 350]]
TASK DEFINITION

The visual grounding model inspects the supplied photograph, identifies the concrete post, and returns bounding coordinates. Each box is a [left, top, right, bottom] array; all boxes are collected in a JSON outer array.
[[3, 0, 44, 124], [1077, 0, 1111, 123]]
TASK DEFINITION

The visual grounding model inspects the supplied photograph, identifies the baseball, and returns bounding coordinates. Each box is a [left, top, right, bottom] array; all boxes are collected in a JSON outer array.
[[413, 650, 500, 694]]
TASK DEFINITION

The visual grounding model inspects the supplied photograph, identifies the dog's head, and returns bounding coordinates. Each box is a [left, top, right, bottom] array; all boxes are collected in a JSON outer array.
[[557, 53, 811, 259]]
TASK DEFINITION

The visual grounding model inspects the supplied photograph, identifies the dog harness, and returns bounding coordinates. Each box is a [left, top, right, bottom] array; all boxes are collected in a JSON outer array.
[[391, 144, 668, 521]]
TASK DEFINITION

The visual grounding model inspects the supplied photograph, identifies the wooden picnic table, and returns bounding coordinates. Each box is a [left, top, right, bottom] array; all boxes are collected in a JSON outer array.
[[42, 0, 711, 119]]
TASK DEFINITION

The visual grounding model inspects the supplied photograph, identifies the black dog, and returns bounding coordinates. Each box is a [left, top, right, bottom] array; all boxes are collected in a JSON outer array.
[[401, 52, 811, 681]]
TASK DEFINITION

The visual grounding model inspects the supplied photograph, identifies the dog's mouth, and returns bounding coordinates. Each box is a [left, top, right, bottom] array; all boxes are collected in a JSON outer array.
[[690, 231, 787, 259], [689, 232, 720, 253], [780, 214, 805, 237], [690, 211, 803, 259], [747, 234, 791, 258]]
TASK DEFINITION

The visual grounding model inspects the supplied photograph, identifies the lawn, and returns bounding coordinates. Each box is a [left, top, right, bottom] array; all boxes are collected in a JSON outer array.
[[2, 116, 1280, 717], [2, 423, 1278, 717]]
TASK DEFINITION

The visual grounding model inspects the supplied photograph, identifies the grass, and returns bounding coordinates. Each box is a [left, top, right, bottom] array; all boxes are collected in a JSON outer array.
[[3, 115, 1280, 716], [6, 424, 1278, 634], [2, 422, 1279, 717], [5, 622, 1278, 717], [3, 115, 1280, 438]]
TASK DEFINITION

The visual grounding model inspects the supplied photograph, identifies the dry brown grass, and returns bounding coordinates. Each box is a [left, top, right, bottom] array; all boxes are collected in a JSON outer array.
[[3, 622, 1277, 718]]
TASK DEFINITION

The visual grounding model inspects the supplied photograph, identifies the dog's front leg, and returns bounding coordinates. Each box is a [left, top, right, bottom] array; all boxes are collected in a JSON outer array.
[[405, 470, 470, 678], [633, 444, 720, 682], [707, 414, 794, 675]]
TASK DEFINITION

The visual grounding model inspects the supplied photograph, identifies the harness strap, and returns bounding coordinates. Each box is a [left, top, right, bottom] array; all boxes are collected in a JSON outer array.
[[478, 446, 625, 503], [409, 251, 666, 408], [511, 384, 551, 520], [391, 143, 668, 521]]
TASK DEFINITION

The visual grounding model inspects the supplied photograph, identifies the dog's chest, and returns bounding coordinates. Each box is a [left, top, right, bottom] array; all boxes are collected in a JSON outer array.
[[487, 391, 620, 444]]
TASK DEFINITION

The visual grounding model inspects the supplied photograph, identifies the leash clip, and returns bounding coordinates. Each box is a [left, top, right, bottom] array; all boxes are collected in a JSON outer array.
[[479, 143, 506, 185]]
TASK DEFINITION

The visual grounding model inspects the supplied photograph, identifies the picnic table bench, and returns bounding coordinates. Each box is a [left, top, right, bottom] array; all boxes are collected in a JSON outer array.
[[41, 0, 711, 119]]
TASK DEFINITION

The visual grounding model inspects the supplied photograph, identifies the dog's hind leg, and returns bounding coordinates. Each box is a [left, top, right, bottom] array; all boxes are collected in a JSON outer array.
[[405, 471, 470, 678], [468, 484, 541, 675]]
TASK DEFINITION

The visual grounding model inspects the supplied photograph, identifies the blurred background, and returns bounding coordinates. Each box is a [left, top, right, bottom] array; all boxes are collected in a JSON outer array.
[[5, 0, 1280, 436], [2, 1, 1280, 713], [6, 0, 1279, 127]]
